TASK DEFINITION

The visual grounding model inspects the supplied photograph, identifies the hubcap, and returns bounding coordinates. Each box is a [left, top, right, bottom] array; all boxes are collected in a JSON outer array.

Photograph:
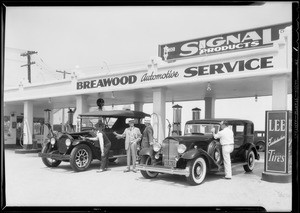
[[215, 151, 220, 161], [75, 149, 89, 167], [249, 153, 254, 168], [195, 162, 202, 178]]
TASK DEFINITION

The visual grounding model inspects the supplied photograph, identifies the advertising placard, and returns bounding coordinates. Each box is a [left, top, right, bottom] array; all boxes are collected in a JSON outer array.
[[159, 22, 291, 62], [265, 110, 291, 173]]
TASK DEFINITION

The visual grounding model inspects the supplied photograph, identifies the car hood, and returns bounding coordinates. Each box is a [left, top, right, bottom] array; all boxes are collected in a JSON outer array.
[[167, 135, 211, 142], [166, 135, 213, 146]]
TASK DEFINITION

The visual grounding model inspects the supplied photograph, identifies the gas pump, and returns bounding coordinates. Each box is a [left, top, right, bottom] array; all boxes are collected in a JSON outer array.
[[43, 109, 54, 144], [192, 107, 201, 120], [66, 108, 76, 132], [4, 114, 17, 146], [172, 104, 182, 136], [192, 107, 201, 133]]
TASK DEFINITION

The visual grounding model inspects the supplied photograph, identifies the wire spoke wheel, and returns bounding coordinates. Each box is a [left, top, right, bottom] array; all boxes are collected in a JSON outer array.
[[75, 149, 89, 168], [70, 144, 92, 172]]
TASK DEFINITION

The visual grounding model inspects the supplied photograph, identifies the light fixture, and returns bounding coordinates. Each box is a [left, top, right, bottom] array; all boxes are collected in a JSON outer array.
[[255, 95, 258, 102], [206, 82, 212, 91]]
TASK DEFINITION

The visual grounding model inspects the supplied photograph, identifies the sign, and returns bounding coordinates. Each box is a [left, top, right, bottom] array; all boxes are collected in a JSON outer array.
[[76, 71, 180, 90], [77, 75, 137, 90], [159, 22, 291, 61], [76, 55, 276, 91], [184, 56, 273, 78], [265, 110, 292, 173]]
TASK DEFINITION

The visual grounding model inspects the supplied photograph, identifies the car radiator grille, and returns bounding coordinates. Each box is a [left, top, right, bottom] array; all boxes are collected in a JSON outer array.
[[162, 139, 179, 167], [57, 136, 68, 154]]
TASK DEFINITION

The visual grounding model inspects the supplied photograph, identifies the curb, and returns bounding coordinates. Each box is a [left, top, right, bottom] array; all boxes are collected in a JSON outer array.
[[14, 149, 42, 154]]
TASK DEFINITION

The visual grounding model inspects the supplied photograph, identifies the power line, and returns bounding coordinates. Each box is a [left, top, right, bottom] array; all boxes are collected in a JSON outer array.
[[20, 51, 38, 83], [56, 70, 71, 79]]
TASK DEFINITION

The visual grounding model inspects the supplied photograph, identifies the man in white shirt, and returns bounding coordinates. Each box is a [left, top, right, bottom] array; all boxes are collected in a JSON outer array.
[[85, 121, 111, 173], [113, 119, 141, 173], [211, 121, 234, 179]]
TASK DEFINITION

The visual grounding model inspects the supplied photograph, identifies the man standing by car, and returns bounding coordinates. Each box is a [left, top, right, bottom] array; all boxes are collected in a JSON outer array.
[[139, 119, 155, 162], [211, 121, 234, 179], [85, 121, 111, 173], [113, 119, 141, 173]]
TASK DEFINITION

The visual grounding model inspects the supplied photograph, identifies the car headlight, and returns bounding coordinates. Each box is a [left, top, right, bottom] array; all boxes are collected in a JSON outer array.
[[153, 143, 162, 152], [50, 137, 56, 145], [177, 144, 187, 154], [65, 138, 71, 146]]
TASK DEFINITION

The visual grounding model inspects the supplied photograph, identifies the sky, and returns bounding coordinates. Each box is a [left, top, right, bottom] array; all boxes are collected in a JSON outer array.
[[4, 2, 293, 130]]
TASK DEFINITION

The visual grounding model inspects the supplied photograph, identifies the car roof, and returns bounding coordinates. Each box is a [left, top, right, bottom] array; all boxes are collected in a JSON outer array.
[[186, 118, 253, 124], [79, 110, 150, 118]]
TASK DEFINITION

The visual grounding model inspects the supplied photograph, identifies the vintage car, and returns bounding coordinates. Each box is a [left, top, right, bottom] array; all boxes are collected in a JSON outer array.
[[137, 119, 260, 185], [38, 110, 150, 172], [254, 131, 266, 152]]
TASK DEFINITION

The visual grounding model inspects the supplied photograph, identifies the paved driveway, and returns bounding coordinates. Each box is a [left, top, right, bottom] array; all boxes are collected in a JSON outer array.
[[4, 148, 292, 211]]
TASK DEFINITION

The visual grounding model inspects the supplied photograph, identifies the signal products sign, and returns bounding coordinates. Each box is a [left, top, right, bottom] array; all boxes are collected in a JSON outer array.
[[159, 22, 291, 62], [265, 110, 292, 173]]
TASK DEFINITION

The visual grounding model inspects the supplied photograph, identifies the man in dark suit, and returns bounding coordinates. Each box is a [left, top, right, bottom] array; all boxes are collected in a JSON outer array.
[[141, 119, 154, 149], [139, 119, 155, 164]]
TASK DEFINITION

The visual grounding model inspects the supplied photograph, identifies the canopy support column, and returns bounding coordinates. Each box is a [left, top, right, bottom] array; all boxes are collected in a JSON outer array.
[[153, 87, 166, 143]]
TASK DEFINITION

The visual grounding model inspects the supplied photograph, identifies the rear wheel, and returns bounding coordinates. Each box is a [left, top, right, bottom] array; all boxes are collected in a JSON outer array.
[[256, 141, 265, 152], [186, 156, 207, 185], [243, 150, 255, 172], [41, 144, 61, 167], [70, 144, 92, 172], [140, 156, 158, 179], [208, 141, 223, 165]]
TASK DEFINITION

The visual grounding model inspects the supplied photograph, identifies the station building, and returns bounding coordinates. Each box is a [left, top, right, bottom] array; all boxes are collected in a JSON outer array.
[[4, 23, 293, 150]]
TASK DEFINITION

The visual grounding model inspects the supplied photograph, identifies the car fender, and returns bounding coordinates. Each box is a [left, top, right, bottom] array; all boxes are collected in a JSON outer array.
[[72, 140, 96, 150], [72, 140, 85, 146], [139, 147, 153, 156], [242, 143, 260, 161], [181, 148, 203, 159], [181, 149, 219, 170]]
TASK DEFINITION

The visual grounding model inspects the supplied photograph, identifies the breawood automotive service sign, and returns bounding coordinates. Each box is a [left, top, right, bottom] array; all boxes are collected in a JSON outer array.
[[265, 110, 292, 173], [159, 22, 291, 62], [76, 55, 275, 90]]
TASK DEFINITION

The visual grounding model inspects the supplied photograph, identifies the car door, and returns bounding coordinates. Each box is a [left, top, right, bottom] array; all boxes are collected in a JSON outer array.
[[230, 122, 245, 160]]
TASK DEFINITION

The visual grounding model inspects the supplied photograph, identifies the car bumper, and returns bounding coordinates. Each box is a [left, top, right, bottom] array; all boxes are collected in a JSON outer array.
[[136, 164, 190, 177], [38, 152, 70, 161]]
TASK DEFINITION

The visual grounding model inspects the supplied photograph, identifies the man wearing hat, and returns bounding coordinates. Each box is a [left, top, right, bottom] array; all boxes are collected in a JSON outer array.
[[211, 120, 234, 179], [139, 118, 155, 163], [113, 119, 141, 173], [85, 120, 111, 173], [140, 119, 154, 149]]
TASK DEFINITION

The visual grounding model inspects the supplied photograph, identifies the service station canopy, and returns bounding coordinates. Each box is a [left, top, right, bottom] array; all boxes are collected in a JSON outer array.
[[4, 23, 292, 110]]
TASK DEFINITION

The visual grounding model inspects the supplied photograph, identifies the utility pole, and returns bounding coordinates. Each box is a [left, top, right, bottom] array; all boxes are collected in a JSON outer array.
[[20, 51, 38, 83], [56, 70, 71, 79]]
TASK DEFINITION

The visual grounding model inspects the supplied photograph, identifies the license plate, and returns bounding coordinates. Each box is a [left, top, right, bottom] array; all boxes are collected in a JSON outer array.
[[164, 160, 176, 167]]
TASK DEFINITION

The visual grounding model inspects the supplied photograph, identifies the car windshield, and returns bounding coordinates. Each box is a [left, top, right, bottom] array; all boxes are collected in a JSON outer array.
[[184, 124, 220, 135], [79, 116, 142, 131]]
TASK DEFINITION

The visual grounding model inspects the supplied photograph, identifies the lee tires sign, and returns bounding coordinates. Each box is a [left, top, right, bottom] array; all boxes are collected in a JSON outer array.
[[265, 110, 292, 173]]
